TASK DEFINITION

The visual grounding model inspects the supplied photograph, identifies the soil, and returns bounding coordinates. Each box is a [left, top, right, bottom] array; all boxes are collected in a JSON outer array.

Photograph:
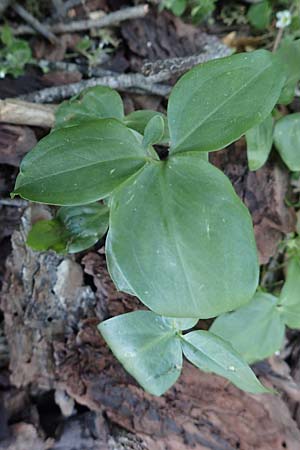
[[1, 2, 300, 449]]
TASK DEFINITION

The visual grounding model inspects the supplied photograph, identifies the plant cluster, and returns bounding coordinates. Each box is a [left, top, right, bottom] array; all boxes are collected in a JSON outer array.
[[0, 24, 33, 78], [13, 48, 296, 396]]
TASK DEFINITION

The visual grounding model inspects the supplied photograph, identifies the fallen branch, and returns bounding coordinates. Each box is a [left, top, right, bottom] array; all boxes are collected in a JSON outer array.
[[0, 99, 56, 128], [7, 5, 149, 36], [19, 74, 172, 103], [12, 2, 59, 44], [142, 43, 232, 76], [0, 0, 10, 14]]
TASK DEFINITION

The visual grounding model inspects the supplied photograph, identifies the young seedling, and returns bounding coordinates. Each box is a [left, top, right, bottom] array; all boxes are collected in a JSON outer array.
[[13, 49, 286, 395]]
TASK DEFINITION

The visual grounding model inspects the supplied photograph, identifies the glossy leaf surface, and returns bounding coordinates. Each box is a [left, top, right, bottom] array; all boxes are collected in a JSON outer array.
[[107, 154, 259, 318], [168, 50, 285, 154], [55, 86, 124, 128], [13, 119, 149, 205], [246, 115, 274, 171], [181, 330, 269, 393], [274, 113, 300, 171], [210, 292, 285, 363], [98, 311, 182, 396]]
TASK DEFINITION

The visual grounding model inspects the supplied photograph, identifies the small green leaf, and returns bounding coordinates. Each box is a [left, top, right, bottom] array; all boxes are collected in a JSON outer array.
[[13, 119, 148, 205], [124, 110, 170, 144], [27, 203, 109, 254], [57, 203, 109, 253], [55, 86, 124, 129], [247, 1, 272, 30], [276, 39, 300, 105], [210, 292, 285, 363], [142, 115, 165, 148], [107, 154, 259, 318], [246, 115, 274, 171], [274, 113, 300, 171], [98, 311, 182, 396], [168, 50, 285, 154], [181, 330, 269, 393], [1, 24, 13, 47], [27, 219, 69, 253], [278, 257, 300, 329]]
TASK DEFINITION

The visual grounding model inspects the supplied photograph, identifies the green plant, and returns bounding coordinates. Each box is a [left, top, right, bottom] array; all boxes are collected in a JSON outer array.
[[13, 50, 286, 395], [0, 24, 33, 78], [161, 0, 217, 22]]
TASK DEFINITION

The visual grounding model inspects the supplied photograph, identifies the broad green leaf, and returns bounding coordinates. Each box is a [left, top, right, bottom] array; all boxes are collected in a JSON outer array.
[[168, 50, 285, 154], [98, 311, 182, 396], [27, 203, 109, 254], [55, 86, 124, 129], [278, 257, 300, 329], [57, 203, 109, 253], [246, 115, 274, 171], [142, 115, 165, 148], [210, 292, 285, 363], [181, 330, 269, 393], [107, 154, 259, 318], [13, 119, 149, 205], [124, 110, 170, 144], [27, 219, 69, 253], [247, 1, 272, 30], [276, 39, 300, 104], [274, 113, 300, 171]]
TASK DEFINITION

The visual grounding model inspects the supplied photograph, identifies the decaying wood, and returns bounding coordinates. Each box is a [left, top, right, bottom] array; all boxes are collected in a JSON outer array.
[[0, 124, 37, 166], [0, 99, 56, 128], [1, 203, 300, 450]]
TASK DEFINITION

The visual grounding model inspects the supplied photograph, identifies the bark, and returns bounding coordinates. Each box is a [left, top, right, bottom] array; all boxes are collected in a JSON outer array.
[[1, 203, 300, 450]]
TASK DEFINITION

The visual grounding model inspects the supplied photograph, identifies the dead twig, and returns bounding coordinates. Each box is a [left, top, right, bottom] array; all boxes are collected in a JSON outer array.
[[0, 99, 56, 128], [142, 44, 232, 76], [19, 73, 172, 103], [0, 0, 10, 14], [0, 198, 28, 207], [7, 5, 149, 36], [12, 2, 59, 44]]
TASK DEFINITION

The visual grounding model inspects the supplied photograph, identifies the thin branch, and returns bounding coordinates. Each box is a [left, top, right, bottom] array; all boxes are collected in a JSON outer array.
[[7, 5, 149, 36], [0, 198, 28, 207], [19, 73, 172, 103], [12, 2, 59, 44], [0, 0, 10, 14]]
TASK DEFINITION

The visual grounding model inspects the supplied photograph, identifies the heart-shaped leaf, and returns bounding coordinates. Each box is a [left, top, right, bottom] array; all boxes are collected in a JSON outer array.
[[181, 330, 269, 393], [168, 50, 285, 154], [107, 154, 259, 318], [98, 311, 182, 396], [13, 119, 149, 205], [210, 292, 285, 363]]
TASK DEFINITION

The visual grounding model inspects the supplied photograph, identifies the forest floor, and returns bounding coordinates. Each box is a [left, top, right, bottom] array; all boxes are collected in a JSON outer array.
[[1, 1, 300, 449]]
